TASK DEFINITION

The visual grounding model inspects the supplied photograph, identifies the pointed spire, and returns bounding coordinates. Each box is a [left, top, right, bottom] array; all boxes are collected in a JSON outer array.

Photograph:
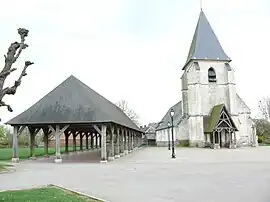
[[184, 10, 231, 69]]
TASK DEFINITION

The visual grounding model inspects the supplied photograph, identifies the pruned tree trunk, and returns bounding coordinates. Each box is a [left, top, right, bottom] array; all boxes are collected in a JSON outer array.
[[0, 28, 34, 120]]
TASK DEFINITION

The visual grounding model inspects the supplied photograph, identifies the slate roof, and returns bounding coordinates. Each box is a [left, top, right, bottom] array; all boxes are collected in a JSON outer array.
[[183, 10, 231, 69], [156, 101, 182, 131], [6, 75, 140, 131], [203, 104, 238, 133], [144, 122, 159, 133]]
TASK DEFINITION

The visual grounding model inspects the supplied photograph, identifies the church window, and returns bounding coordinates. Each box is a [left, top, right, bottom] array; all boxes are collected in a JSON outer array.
[[208, 67, 216, 82]]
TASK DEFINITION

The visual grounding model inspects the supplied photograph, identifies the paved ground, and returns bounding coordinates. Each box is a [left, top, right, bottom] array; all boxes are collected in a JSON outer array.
[[1, 147, 270, 202]]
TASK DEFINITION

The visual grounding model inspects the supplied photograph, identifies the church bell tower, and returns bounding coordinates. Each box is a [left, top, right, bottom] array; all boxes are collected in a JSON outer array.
[[181, 10, 238, 146]]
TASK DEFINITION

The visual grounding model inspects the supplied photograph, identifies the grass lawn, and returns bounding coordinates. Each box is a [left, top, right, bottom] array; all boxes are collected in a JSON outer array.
[[0, 163, 13, 172], [0, 146, 87, 161], [0, 185, 102, 202], [0, 164, 7, 172]]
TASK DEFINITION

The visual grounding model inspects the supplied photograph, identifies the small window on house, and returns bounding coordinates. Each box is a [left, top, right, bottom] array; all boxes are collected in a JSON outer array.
[[208, 67, 216, 82]]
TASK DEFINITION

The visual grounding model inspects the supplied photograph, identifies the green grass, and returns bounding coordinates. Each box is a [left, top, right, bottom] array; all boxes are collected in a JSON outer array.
[[0, 164, 6, 172], [0, 163, 13, 172], [0, 146, 89, 161], [0, 185, 101, 202]]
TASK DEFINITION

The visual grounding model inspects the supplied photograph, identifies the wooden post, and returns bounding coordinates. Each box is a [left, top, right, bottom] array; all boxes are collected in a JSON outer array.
[[115, 127, 120, 158], [28, 127, 40, 160], [95, 135, 98, 149], [234, 131, 237, 148], [101, 125, 107, 162], [93, 124, 107, 162], [108, 126, 115, 161], [12, 126, 20, 163], [119, 129, 124, 156], [42, 127, 49, 157], [99, 134, 101, 148], [79, 132, 83, 151], [91, 134, 94, 149], [134, 133, 138, 149], [64, 131, 70, 153], [55, 125, 61, 160], [49, 125, 69, 163], [124, 129, 128, 155], [213, 132, 215, 149], [73, 132, 77, 152], [131, 132, 134, 151], [86, 133, 89, 150], [29, 129, 35, 158]]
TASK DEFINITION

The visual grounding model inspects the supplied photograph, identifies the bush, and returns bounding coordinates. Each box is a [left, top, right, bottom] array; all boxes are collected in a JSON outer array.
[[258, 136, 264, 144], [0, 144, 7, 149], [177, 140, 190, 147]]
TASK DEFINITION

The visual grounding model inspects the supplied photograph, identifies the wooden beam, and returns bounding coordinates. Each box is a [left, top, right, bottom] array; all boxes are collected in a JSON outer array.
[[59, 125, 70, 134], [17, 126, 26, 136], [110, 124, 115, 135], [49, 125, 56, 134], [34, 128, 40, 135], [42, 127, 49, 135], [93, 124, 102, 135]]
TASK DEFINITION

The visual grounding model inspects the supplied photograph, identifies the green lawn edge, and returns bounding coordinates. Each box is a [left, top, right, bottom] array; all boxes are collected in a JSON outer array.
[[0, 185, 103, 202], [0, 146, 94, 161]]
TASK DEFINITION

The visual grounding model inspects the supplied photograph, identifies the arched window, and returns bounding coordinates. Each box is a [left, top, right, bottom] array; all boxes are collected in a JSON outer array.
[[208, 67, 216, 82]]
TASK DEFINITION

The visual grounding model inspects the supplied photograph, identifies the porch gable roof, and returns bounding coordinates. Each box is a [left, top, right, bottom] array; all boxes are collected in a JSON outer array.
[[203, 104, 238, 133]]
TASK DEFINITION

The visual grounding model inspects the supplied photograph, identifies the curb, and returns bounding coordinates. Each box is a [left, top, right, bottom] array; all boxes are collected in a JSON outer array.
[[52, 184, 109, 202]]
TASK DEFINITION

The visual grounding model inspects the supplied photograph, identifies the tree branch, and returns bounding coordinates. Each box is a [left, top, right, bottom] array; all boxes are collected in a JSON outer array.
[[0, 61, 33, 99], [0, 28, 33, 120], [0, 101, 13, 112], [0, 28, 30, 90], [0, 68, 17, 78]]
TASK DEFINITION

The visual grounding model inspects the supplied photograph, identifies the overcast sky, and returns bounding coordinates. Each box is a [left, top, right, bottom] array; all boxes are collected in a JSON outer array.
[[0, 0, 269, 125]]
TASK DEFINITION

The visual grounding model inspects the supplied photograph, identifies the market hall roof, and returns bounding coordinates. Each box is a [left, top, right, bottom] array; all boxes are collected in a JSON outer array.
[[6, 75, 141, 132]]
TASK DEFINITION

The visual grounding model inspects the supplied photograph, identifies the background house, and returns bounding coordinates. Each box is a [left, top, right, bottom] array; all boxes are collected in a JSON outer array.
[[140, 123, 158, 146]]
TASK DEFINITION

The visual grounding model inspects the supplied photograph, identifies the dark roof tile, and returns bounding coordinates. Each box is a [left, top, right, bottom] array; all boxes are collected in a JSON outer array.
[[6, 75, 140, 131]]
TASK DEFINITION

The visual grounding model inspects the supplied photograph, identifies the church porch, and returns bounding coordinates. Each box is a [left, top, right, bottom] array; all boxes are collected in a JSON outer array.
[[204, 104, 238, 149]]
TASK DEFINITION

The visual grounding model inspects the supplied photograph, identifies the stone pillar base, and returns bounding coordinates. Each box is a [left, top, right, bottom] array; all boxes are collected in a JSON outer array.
[[124, 150, 129, 155], [44, 154, 49, 158], [229, 144, 237, 149], [134, 147, 138, 151], [54, 158, 62, 163], [211, 144, 220, 149], [11, 158, 19, 163], [29, 156, 37, 160], [108, 156, 115, 161], [100, 160, 108, 163], [115, 155, 120, 159], [128, 150, 133, 153], [120, 153, 124, 157]]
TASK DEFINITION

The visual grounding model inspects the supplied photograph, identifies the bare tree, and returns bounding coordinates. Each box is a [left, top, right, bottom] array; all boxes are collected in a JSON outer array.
[[0, 28, 34, 120], [258, 96, 270, 121], [116, 100, 140, 125]]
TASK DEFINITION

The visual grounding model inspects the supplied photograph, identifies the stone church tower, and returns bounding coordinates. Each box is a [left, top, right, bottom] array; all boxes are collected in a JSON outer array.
[[156, 10, 257, 148]]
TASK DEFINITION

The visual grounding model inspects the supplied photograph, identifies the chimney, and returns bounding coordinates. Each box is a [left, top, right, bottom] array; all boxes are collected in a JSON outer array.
[[144, 125, 146, 128]]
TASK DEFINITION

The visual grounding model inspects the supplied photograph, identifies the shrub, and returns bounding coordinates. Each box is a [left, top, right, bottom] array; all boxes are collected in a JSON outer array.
[[258, 135, 264, 144], [177, 140, 190, 147]]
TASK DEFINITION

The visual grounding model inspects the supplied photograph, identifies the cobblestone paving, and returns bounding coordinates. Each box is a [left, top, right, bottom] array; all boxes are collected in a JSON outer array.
[[1, 147, 270, 202]]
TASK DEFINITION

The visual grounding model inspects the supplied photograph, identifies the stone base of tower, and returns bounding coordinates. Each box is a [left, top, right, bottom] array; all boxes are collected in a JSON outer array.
[[156, 141, 173, 147], [189, 140, 205, 148]]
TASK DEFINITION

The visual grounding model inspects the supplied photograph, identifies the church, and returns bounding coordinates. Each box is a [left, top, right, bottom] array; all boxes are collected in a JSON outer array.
[[155, 10, 257, 149]]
